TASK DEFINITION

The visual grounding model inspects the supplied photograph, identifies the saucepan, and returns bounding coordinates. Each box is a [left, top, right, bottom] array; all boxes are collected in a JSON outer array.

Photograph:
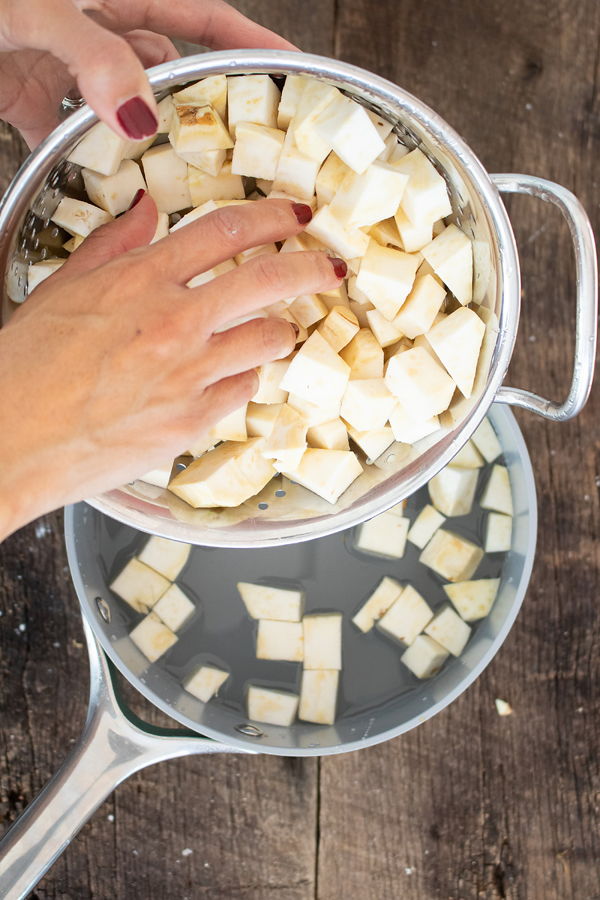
[[0, 403, 537, 898], [0, 51, 596, 547]]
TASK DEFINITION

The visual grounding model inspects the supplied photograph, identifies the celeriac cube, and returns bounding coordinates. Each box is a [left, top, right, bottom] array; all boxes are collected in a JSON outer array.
[[157, 95, 174, 133], [401, 635, 449, 679], [248, 685, 299, 726], [235, 242, 278, 265], [153, 584, 195, 632], [366, 109, 394, 141], [51, 197, 111, 237], [394, 206, 433, 253], [310, 94, 385, 173], [443, 578, 500, 621], [349, 300, 374, 328], [356, 240, 420, 320], [299, 670, 338, 725], [256, 620, 304, 661], [110, 558, 170, 613], [289, 293, 329, 328], [231, 122, 286, 180], [316, 306, 359, 352], [377, 584, 434, 645], [348, 274, 372, 305], [184, 664, 229, 702], [428, 465, 479, 517], [393, 148, 452, 225], [67, 121, 126, 176], [130, 612, 178, 663], [381, 134, 410, 165], [303, 614, 342, 670], [319, 281, 349, 306], [183, 148, 226, 176], [122, 135, 156, 161], [347, 425, 395, 460], [385, 346, 455, 420], [171, 199, 218, 232], [188, 159, 244, 207], [305, 204, 370, 259], [425, 606, 471, 656], [480, 464, 513, 515], [340, 378, 395, 431], [280, 232, 326, 254], [280, 331, 350, 408], [292, 82, 341, 162], [471, 417, 502, 463], [27, 259, 64, 293], [187, 257, 237, 290], [407, 504, 446, 549], [188, 403, 248, 454], [255, 178, 273, 195], [352, 576, 402, 632], [82, 158, 146, 216], [277, 74, 307, 129], [316, 152, 353, 206], [272, 128, 321, 200], [280, 448, 362, 503], [246, 401, 284, 438], [142, 144, 192, 213], [426, 307, 485, 398], [420, 530, 484, 582], [169, 438, 275, 508], [170, 104, 233, 155], [63, 235, 85, 253], [139, 464, 172, 489], [151, 212, 170, 243], [485, 512, 513, 552], [173, 74, 228, 120], [421, 224, 473, 305], [287, 393, 341, 426], [389, 406, 440, 444], [329, 161, 408, 228], [393, 273, 446, 339], [356, 511, 410, 558], [340, 329, 384, 378], [138, 535, 191, 580], [262, 404, 308, 469], [253, 359, 289, 404], [369, 217, 403, 249], [307, 418, 349, 451], [227, 74, 280, 135], [238, 582, 304, 621], [451, 440, 484, 468], [365, 308, 405, 348]]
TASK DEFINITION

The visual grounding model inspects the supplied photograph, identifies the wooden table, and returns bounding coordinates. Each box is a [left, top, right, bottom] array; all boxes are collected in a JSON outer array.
[[1, 1, 598, 897]]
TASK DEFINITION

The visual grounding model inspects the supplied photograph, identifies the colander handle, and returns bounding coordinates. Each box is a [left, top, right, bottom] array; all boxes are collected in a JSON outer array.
[[492, 174, 597, 421], [0, 619, 246, 900]]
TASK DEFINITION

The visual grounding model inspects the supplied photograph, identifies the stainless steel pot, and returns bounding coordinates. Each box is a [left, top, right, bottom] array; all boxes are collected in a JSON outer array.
[[0, 51, 595, 548], [0, 405, 536, 898]]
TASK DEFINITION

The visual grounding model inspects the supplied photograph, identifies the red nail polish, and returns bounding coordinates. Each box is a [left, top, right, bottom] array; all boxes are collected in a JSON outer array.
[[291, 202, 313, 225], [329, 257, 348, 279], [128, 188, 145, 210], [117, 97, 158, 140]]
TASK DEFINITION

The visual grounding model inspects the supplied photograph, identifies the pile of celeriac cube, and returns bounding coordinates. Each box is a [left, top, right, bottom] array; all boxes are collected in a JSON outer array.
[[27, 72, 484, 511]]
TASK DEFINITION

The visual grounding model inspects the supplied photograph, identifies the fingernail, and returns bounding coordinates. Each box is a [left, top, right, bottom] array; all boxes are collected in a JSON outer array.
[[117, 96, 158, 140], [128, 189, 145, 211], [329, 257, 348, 279], [291, 202, 313, 225], [290, 322, 300, 336]]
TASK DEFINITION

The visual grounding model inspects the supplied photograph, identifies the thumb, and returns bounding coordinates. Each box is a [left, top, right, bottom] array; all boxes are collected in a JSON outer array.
[[62, 192, 158, 276], [8, 0, 159, 141]]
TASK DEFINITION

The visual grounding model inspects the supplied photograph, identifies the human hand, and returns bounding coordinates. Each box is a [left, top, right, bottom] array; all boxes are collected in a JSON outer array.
[[0, 0, 295, 147], [0, 197, 345, 539]]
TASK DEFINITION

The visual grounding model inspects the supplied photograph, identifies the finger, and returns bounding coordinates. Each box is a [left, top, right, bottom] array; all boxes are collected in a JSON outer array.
[[203, 317, 296, 382], [123, 29, 180, 69], [194, 370, 259, 431], [189, 251, 346, 331], [10, 0, 159, 140], [62, 192, 157, 276], [76, 0, 298, 51], [152, 199, 314, 285]]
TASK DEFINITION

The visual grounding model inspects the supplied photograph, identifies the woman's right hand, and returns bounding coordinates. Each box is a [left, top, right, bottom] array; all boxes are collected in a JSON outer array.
[[0, 197, 346, 538]]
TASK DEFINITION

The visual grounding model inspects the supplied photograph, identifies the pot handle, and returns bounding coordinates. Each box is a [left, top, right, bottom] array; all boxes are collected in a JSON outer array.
[[492, 174, 597, 421], [0, 619, 246, 900]]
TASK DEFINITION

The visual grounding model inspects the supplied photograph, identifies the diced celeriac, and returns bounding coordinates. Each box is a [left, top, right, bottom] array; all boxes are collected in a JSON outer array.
[[235, 242, 278, 265], [170, 104, 233, 155], [419, 530, 484, 582], [63, 235, 85, 253], [139, 464, 172, 489], [292, 81, 341, 162], [272, 128, 321, 200], [153, 584, 195, 631], [407, 504, 446, 549], [451, 440, 484, 468], [130, 612, 178, 663], [67, 121, 126, 175], [299, 670, 338, 725], [352, 576, 402, 632], [280, 331, 350, 409], [355, 511, 410, 559], [389, 406, 440, 445], [287, 393, 341, 426], [428, 465, 479, 517], [277, 75, 307, 129], [392, 148, 452, 225], [340, 378, 395, 431], [246, 401, 284, 438], [138, 535, 191, 580], [305, 417, 348, 451], [252, 359, 289, 404], [309, 94, 385, 173], [183, 148, 226, 176], [184, 665, 229, 702], [151, 212, 170, 243], [237, 583, 304, 622], [27, 259, 64, 293], [443, 578, 500, 621], [356, 240, 420, 321], [303, 614, 342, 669], [51, 197, 111, 237], [485, 512, 513, 552], [227, 74, 280, 135], [369, 217, 403, 249], [347, 425, 395, 461], [110, 558, 170, 613], [281, 448, 362, 503], [82, 159, 146, 216], [401, 635, 449, 679], [231, 122, 286, 180], [289, 293, 329, 328], [169, 438, 275, 508], [329, 161, 408, 228], [421, 224, 473, 305], [187, 257, 237, 289], [385, 346, 455, 420], [172, 74, 228, 120], [316, 306, 359, 351], [188, 159, 245, 207], [394, 206, 433, 253], [480, 465, 513, 515], [393, 273, 446, 339], [248, 685, 299, 726], [365, 308, 405, 348], [170, 199, 217, 232], [256, 620, 304, 661], [471, 417, 502, 463], [189, 404, 248, 455], [377, 584, 434, 645], [157, 95, 175, 133], [262, 404, 308, 470], [425, 606, 471, 656], [316, 152, 353, 206], [426, 308, 485, 398], [340, 329, 384, 378], [305, 204, 370, 259], [142, 144, 192, 213]]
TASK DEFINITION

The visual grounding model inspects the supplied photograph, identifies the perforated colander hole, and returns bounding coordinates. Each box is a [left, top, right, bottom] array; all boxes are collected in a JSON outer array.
[[95, 595, 111, 623], [175, 462, 187, 471], [274, 489, 286, 498], [235, 723, 263, 737], [257, 502, 269, 510], [386, 453, 396, 463]]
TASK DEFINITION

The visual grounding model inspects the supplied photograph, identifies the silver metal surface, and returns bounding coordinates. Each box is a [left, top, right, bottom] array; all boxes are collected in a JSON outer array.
[[0, 618, 245, 900], [0, 51, 593, 548]]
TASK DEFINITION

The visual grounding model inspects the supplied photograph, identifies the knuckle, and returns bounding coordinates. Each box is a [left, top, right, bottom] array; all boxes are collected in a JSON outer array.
[[252, 254, 287, 295]]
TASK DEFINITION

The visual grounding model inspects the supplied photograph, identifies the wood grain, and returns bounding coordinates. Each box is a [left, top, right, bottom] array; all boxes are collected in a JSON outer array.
[[1, 0, 599, 898]]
